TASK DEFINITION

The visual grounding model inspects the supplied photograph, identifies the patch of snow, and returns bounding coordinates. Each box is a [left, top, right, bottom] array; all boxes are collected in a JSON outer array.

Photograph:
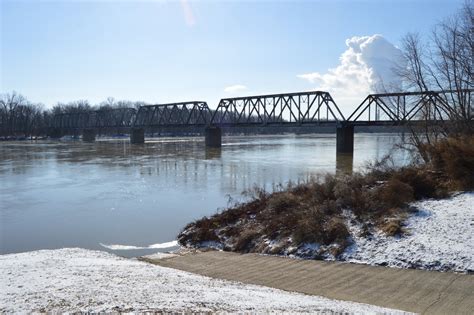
[[197, 240, 224, 250], [100, 240, 178, 250], [0, 248, 409, 313], [294, 242, 321, 258], [341, 192, 474, 272]]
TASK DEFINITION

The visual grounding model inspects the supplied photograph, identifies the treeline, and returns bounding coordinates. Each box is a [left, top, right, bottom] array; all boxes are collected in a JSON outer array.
[[0, 92, 145, 138]]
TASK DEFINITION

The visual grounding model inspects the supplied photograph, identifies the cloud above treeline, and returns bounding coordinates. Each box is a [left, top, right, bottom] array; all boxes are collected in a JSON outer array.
[[297, 34, 403, 104], [224, 85, 248, 93]]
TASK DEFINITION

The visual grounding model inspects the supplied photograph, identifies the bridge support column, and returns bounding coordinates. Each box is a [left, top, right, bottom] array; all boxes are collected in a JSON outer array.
[[205, 126, 222, 148], [130, 128, 145, 144], [336, 125, 354, 154], [82, 129, 96, 142]]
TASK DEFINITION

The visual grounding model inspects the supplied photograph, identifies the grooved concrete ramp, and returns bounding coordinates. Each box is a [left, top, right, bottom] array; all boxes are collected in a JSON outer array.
[[148, 251, 474, 314]]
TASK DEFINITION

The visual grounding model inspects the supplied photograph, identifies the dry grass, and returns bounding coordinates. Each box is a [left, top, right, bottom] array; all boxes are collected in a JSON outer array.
[[380, 217, 405, 236], [421, 136, 474, 190], [378, 179, 414, 208], [391, 167, 446, 199], [233, 227, 261, 252]]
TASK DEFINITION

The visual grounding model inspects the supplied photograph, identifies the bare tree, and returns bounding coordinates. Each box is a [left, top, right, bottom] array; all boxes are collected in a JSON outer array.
[[395, 1, 473, 160], [0, 92, 29, 136]]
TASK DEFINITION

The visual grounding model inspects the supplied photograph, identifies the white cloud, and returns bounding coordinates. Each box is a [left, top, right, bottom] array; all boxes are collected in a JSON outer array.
[[297, 35, 403, 110], [224, 84, 248, 94]]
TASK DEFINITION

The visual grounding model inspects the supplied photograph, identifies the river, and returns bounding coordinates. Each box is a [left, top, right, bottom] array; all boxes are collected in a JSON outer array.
[[0, 133, 409, 257]]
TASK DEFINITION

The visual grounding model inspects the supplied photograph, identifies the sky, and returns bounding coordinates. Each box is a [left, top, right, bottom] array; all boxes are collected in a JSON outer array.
[[0, 0, 466, 113]]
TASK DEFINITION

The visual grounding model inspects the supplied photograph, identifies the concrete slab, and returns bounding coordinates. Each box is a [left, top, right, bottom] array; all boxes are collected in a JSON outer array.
[[148, 250, 474, 314]]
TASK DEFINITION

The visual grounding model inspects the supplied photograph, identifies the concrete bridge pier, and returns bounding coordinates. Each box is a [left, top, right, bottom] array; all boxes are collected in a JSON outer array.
[[82, 129, 96, 142], [205, 126, 222, 148], [336, 125, 354, 154], [130, 128, 145, 144]]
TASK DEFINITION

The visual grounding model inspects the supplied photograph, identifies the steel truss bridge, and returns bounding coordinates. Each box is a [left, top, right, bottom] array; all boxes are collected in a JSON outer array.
[[50, 89, 473, 144]]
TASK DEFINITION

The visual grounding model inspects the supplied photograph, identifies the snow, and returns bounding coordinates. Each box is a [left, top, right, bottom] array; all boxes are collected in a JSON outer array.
[[100, 240, 178, 250], [342, 192, 474, 272], [0, 248, 409, 313]]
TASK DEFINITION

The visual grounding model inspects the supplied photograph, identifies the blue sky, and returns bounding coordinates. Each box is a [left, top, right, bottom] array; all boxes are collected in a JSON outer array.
[[0, 0, 465, 109]]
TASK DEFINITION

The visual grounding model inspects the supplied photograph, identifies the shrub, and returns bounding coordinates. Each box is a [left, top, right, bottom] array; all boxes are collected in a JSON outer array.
[[179, 217, 220, 245], [292, 207, 325, 244], [233, 227, 260, 252], [261, 210, 300, 239], [424, 136, 474, 190], [311, 174, 338, 203], [291, 182, 313, 199], [376, 178, 414, 209], [380, 217, 404, 236], [267, 192, 301, 214], [333, 174, 370, 212], [392, 167, 443, 199], [322, 217, 350, 245]]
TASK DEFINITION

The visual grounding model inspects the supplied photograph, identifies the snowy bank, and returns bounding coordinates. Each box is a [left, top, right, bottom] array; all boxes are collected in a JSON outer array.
[[0, 248, 408, 313], [180, 189, 474, 273], [341, 192, 474, 272]]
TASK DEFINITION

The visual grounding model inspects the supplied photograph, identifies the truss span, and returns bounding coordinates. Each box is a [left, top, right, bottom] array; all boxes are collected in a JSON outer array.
[[210, 91, 345, 126], [347, 90, 473, 124], [51, 107, 137, 130], [133, 101, 211, 128]]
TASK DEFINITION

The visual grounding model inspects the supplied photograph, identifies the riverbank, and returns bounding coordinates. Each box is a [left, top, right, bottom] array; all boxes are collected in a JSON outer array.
[[0, 248, 407, 313], [179, 191, 474, 272], [178, 136, 474, 272]]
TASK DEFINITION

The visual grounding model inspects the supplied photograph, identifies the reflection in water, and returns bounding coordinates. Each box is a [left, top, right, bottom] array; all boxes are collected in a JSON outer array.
[[336, 153, 354, 176], [205, 148, 222, 160], [0, 134, 409, 257]]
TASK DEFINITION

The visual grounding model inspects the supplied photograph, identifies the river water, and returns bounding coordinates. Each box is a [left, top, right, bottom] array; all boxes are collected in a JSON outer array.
[[0, 134, 409, 257]]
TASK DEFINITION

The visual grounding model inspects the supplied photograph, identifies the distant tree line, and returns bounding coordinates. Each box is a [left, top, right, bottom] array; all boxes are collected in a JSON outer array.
[[0, 92, 145, 138]]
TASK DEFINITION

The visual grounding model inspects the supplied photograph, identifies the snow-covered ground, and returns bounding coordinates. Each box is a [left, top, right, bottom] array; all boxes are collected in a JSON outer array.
[[0, 248, 407, 313], [342, 192, 474, 272]]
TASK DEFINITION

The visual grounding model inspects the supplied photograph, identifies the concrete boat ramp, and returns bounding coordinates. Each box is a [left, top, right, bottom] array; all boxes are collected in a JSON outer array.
[[146, 250, 474, 314]]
